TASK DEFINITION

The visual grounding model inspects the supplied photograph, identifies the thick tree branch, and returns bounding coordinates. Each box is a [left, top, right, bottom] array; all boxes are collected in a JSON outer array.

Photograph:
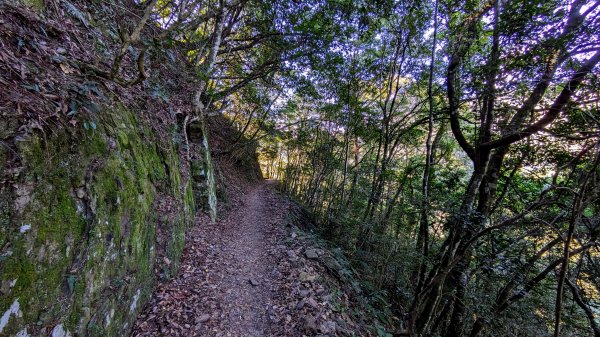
[[481, 51, 600, 149]]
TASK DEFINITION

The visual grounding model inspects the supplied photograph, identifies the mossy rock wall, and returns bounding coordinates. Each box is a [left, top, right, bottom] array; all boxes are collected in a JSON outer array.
[[188, 121, 218, 222], [0, 103, 195, 336]]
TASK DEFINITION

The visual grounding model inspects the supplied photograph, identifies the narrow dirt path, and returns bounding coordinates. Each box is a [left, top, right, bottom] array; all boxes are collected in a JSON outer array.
[[131, 181, 284, 336], [131, 180, 376, 337], [208, 181, 277, 336]]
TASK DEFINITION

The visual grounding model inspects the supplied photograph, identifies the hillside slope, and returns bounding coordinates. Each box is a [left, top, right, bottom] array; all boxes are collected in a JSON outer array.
[[0, 2, 251, 336]]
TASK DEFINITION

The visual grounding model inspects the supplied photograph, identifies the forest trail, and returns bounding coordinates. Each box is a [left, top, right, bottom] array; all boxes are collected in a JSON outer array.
[[130, 179, 378, 337], [131, 181, 285, 336]]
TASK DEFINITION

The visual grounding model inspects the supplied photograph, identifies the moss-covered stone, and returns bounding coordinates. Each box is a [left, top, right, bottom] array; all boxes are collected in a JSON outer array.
[[13, 0, 44, 12], [0, 102, 196, 336], [188, 119, 218, 222]]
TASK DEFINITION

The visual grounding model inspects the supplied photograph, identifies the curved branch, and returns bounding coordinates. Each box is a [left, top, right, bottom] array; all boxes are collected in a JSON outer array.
[[481, 51, 600, 149], [445, 1, 496, 161], [566, 278, 600, 337]]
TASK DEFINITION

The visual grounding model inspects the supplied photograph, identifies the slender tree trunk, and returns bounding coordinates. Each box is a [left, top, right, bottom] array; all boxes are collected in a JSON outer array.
[[554, 151, 600, 336], [415, 0, 438, 297], [345, 167, 359, 208]]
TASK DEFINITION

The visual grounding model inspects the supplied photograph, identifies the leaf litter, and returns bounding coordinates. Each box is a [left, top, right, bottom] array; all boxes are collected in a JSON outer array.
[[131, 181, 388, 336]]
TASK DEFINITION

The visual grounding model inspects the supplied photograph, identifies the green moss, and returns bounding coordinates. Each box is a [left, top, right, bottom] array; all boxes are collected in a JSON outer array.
[[185, 180, 196, 217], [0, 150, 12, 241], [117, 130, 130, 148], [16, 0, 45, 12], [82, 134, 109, 158], [0, 101, 197, 336]]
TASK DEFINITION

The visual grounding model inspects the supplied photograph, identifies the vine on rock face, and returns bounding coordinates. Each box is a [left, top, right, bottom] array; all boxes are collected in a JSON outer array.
[[201, 119, 218, 222]]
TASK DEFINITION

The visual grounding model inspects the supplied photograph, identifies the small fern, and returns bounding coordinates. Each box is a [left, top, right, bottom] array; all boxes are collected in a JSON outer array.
[[62, 0, 89, 27]]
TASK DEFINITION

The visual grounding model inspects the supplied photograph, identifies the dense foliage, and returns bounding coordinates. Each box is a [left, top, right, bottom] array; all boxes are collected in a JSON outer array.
[[230, 0, 600, 336]]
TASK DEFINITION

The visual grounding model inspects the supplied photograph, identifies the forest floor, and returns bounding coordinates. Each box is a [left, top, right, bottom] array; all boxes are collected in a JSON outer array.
[[130, 180, 381, 337]]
